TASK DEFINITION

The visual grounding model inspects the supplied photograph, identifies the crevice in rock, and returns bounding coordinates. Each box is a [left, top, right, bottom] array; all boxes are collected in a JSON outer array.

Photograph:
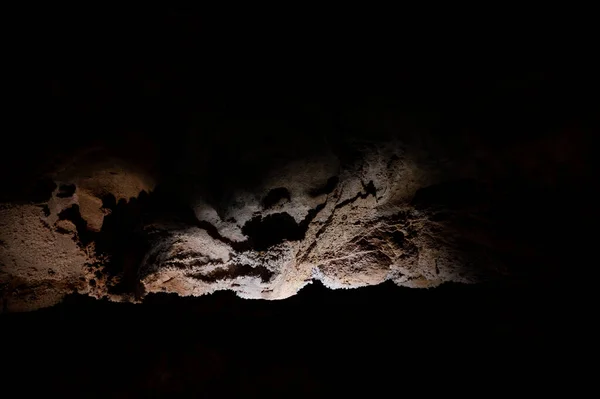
[[241, 200, 327, 252], [163, 252, 226, 269], [194, 220, 251, 252], [93, 192, 151, 295], [391, 230, 405, 247], [261, 187, 290, 209], [334, 180, 377, 209], [169, 252, 225, 264], [309, 176, 339, 197], [315, 212, 335, 240], [55, 225, 73, 235], [101, 193, 117, 209], [57, 205, 96, 245], [298, 201, 327, 232], [242, 213, 302, 251], [57, 183, 76, 198], [300, 183, 377, 261], [188, 264, 274, 283]]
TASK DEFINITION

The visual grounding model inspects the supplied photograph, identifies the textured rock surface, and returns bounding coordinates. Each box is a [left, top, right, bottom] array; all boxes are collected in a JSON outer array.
[[1, 11, 595, 312], [2, 130, 517, 311], [5, 118, 589, 312]]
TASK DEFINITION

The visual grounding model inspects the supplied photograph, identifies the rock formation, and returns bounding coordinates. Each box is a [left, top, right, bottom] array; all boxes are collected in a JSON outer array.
[[4, 109, 590, 312], [1, 11, 595, 312]]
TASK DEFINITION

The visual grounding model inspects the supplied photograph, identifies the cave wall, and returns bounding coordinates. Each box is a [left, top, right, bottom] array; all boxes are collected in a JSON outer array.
[[2, 107, 594, 311], [1, 9, 597, 312]]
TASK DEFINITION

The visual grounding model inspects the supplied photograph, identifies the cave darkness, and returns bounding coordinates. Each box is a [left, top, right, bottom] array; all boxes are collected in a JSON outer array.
[[1, 9, 598, 398]]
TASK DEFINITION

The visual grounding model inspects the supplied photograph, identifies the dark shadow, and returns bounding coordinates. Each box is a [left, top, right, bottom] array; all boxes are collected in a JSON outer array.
[[57, 204, 95, 245], [30, 177, 57, 203], [94, 192, 151, 296], [308, 176, 339, 197], [411, 179, 488, 210], [190, 264, 273, 283], [57, 183, 76, 198], [242, 212, 302, 251], [261, 187, 290, 209]]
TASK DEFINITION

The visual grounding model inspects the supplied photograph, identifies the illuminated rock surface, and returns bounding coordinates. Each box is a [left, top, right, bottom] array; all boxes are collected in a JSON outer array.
[[0, 11, 595, 313], [2, 121, 592, 311], [2, 11, 597, 399]]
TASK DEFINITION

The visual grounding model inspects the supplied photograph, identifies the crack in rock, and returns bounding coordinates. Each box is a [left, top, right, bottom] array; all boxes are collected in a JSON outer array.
[[188, 264, 274, 283]]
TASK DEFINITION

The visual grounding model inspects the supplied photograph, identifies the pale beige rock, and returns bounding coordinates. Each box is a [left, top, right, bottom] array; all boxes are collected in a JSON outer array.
[[54, 153, 156, 232], [0, 141, 493, 311], [0, 204, 91, 311]]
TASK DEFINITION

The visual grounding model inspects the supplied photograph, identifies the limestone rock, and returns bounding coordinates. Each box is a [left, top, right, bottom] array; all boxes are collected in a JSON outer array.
[[1, 133, 510, 311]]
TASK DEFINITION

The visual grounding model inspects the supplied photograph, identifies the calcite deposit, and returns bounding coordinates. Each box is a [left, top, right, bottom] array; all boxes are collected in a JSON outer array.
[[1, 108, 590, 312], [2, 127, 514, 312]]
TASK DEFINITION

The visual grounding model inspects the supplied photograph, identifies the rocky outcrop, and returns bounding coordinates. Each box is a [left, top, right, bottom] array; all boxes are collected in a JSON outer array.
[[1, 128, 514, 311], [1, 109, 593, 312]]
